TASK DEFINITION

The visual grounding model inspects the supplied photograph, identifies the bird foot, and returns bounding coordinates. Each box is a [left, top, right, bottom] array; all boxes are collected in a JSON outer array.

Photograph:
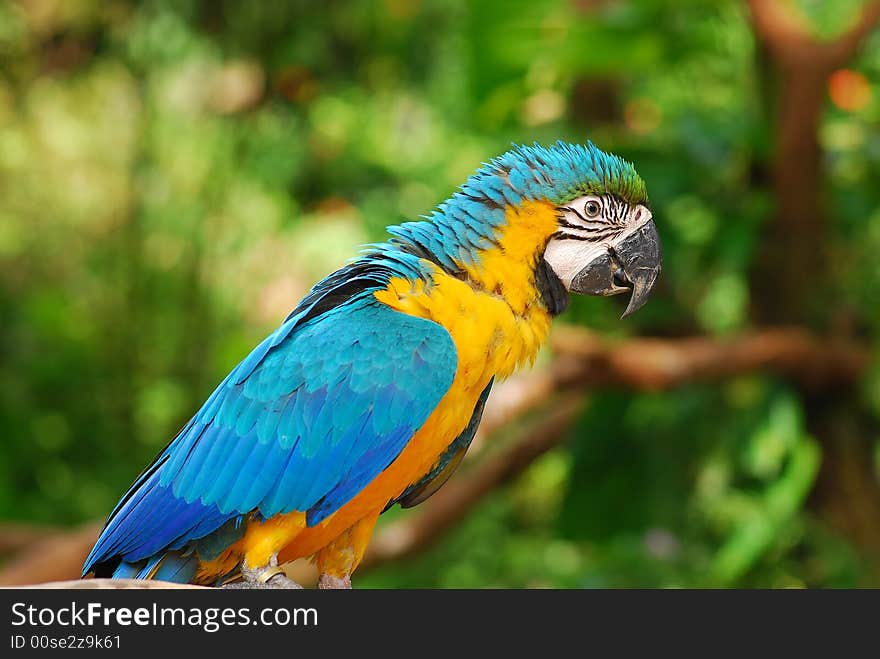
[[317, 573, 352, 589], [222, 573, 303, 589], [222, 556, 303, 589]]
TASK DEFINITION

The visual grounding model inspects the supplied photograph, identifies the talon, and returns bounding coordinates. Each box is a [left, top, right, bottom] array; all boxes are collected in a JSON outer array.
[[221, 555, 303, 589], [257, 566, 286, 583], [318, 573, 352, 589]]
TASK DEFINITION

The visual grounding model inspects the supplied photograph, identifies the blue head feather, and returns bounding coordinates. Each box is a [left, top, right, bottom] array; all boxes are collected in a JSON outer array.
[[386, 141, 647, 273]]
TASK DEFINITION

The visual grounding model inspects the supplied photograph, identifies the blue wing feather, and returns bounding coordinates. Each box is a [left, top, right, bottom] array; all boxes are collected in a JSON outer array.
[[84, 261, 456, 575]]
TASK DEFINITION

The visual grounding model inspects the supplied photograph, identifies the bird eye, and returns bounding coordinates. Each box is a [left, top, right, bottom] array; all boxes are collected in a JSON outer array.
[[584, 200, 601, 218]]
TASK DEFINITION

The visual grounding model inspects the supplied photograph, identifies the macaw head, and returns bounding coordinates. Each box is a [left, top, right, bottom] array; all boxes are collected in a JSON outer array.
[[387, 141, 661, 317], [515, 141, 661, 318]]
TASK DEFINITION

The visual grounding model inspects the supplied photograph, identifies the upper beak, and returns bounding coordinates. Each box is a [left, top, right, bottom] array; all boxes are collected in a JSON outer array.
[[569, 220, 662, 318]]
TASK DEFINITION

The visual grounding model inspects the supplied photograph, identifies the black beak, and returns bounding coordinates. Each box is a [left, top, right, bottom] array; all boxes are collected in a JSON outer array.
[[569, 220, 662, 318]]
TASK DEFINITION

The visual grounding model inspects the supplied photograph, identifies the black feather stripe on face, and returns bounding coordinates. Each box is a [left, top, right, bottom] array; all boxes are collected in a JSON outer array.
[[555, 194, 631, 244]]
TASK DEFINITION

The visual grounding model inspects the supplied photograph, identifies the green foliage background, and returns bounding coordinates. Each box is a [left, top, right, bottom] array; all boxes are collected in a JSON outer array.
[[0, 0, 878, 587]]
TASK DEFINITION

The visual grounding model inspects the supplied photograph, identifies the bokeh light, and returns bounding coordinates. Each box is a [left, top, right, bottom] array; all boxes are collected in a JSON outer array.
[[828, 69, 872, 112]]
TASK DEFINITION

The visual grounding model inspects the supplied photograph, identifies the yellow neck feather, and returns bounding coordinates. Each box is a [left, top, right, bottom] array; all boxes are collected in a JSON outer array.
[[463, 198, 560, 317]]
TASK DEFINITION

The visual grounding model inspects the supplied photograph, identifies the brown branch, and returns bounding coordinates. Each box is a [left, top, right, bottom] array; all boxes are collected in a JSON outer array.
[[0, 523, 65, 555], [748, 0, 880, 68], [547, 326, 867, 392], [473, 327, 867, 430], [822, 2, 880, 65], [748, 0, 815, 63], [0, 328, 869, 584]]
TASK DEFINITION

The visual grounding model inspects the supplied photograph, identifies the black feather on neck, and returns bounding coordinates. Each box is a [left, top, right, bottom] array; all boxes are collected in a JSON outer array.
[[535, 258, 569, 316]]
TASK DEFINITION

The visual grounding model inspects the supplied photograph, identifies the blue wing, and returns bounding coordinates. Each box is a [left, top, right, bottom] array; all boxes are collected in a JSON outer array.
[[84, 281, 456, 574]]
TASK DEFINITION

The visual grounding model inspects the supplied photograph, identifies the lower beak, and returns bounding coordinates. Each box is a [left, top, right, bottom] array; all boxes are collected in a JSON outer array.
[[569, 220, 662, 318]]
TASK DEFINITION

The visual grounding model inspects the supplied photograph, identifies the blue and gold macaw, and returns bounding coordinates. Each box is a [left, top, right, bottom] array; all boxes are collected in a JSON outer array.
[[83, 141, 661, 588]]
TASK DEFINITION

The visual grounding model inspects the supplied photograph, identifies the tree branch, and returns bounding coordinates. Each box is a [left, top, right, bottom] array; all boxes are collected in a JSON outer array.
[[547, 326, 867, 392], [748, 0, 815, 62], [748, 0, 880, 68], [825, 2, 880, 65], [0, 523, 64, 555]]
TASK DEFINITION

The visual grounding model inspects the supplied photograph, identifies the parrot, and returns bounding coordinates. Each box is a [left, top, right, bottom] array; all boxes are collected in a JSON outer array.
[[82, 141, 661, 588]]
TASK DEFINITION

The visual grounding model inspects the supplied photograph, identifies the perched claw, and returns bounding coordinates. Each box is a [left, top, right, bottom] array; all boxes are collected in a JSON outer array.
[[317, 573, 352, 589], [221, 555, 303, 589]]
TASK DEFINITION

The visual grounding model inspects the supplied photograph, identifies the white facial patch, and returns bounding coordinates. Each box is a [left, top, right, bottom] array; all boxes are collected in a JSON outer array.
[[543, 195, 652, 290], [543, 240, 608, 289]]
